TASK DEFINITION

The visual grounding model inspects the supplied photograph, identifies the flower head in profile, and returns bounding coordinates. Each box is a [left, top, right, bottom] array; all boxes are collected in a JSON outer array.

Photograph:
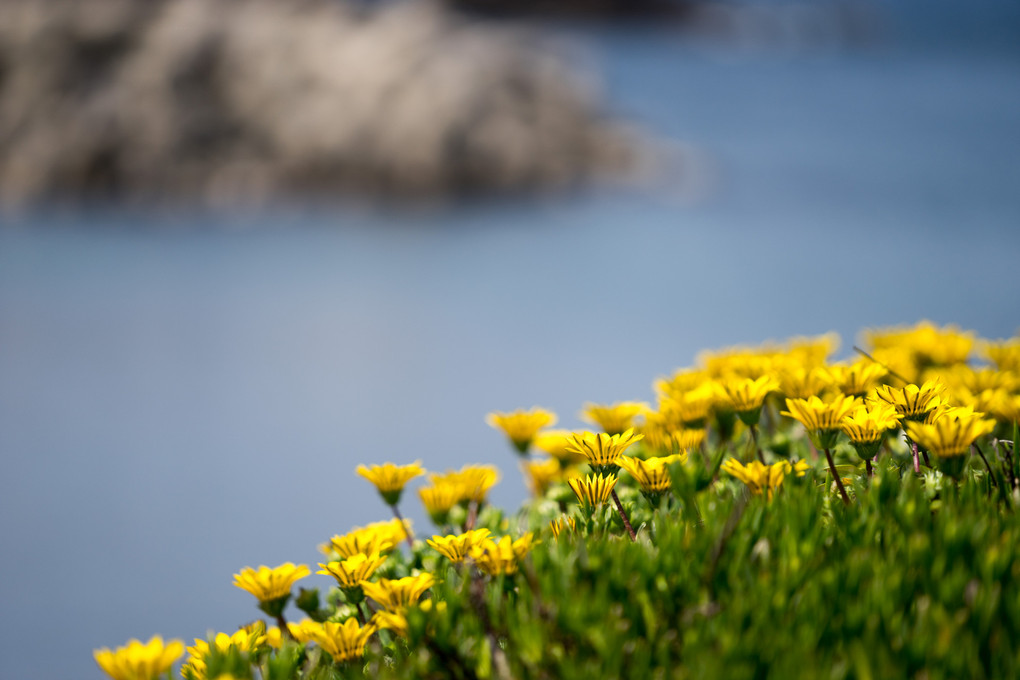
[[774, 364, 833, 400], [721, 459, 790, 500], [94, 636, 185, 680], [418, 482, 461, 526], [323, 518, 409, 559], [581, 401, 650, 435], [718, 375, 780, 425], [565, 428, 643, 473], [873, 379, 947, 422], [532, 429, 586, 466], [549, 515, 578, 539], [302, 619, 378, 665], [470, 534, 535, 576], [617, 454, 684, 503], [182, 624, 266, 680], [827, 361, 888, 398], [486, 407, 557, 454], [782, 394, 858, 449], [429, 465, 501, 505], [361, 573, 436, 612], [905, 407, 996, 459], [656, 380, 719, 428], [318, 552, 388, 590], [522, 457, 569, 497], [356, 461, 424, 506], [841, 401, 901, 458], [567, 472, 618, 513], [427, 529, 493, 563], [232, 563, 310, 615]]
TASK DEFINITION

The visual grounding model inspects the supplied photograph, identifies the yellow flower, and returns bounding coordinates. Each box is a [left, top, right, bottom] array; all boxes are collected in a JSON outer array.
[[549, 515, 577, 539], [567, 472, 618, 511], [486, 407, 557, 454], [826, 361, 888, 397], [905, 407, 996, 458], [532, 429, 586, 466], [323, 519, 409, 559], [564, 428, 643, 472], [581, 401, 650, 435], [94, 636, 184, 680], [286, 618, 322, 644], [782, 394, 858, 449], [232, 563, 310, 614], [183, 625, 266, 680], [982, 337, 1020, 373], [356, 461, 424, 505], [317, 552, 388, 589], [361, 573, 436, 612], [427, 529, 493, 563], [718, 375, 780, 425], [372, 611, 409, 637], [470, 534, 535, 576], [657, 385, 719, 429], [866, 321, 974, 373], [418, 482, 461, 526], [522, 457, 568, 496], [774, 362, 834, 400], [841, 401, 901, 458], [429, 465, 501, 505], [873, 379, 946, 422], [303, 619, 377, 665], [641, 419, 707, 456], [617, 454, 684, 498], [721, 459, 790, 500]]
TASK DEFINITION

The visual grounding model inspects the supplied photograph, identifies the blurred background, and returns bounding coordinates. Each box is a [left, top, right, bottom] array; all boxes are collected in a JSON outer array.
[[1, 0, 1019, 677]]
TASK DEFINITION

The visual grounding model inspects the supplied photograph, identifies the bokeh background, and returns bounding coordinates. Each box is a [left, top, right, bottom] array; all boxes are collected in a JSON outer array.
[[2, 0, 1019, 677]]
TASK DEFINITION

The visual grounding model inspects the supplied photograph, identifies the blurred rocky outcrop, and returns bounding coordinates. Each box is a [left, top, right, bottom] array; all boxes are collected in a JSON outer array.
[[0, 0, 646, 208]]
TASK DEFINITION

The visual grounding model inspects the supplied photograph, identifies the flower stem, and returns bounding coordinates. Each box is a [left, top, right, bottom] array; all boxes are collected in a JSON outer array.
[[391, 504, 415, 550], [824, 448, 851, 505], [751, 424, 765, 464], [610, 489, 637, 541], [911, 439, 920, 474], [276, 613, 291, 640]]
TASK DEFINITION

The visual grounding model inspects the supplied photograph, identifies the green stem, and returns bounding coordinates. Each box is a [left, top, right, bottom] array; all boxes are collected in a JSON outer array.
[[392, 504, 415, 549]]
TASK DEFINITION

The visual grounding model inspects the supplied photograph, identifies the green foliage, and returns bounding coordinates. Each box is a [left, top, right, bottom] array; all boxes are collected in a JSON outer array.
[[371, 455, 1020, 680]]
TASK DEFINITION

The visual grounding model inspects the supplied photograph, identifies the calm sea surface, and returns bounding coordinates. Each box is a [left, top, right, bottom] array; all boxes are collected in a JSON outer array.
[[2, 11, 1020, 678]]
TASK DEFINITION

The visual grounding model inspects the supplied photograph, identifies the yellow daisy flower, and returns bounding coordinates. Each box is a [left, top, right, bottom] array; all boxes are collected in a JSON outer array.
[[532, 429, 586, 466], [841, 401, 901, 459], [356, 461, 424, 506], [581, 401, 650, 436], [361, 573, 436, 612], [232, 563, 310, 615], [317, 552, 388, 589], [522, 457, 569, 497], [94, 636, 184, 680], [721, 459, 790, 500], [905, 407, 996, 459], [567, 472, 618, 512], [427, 529, 493, 563], [718, 375, 780, 425], [826, 361, 888, 398], [418, 482, 461, 526], [549, 515, 577, 539], [470, 534, 535, 576], [564, 428, 643, 473], [302, 619, 378, 665], [486, 407, 557, 454], [873, 379, 946, 422], [617, 454, 684, 500], [183, 625, 266, 680], [782, 394, 858, 449], [323, 519, 410, 559]]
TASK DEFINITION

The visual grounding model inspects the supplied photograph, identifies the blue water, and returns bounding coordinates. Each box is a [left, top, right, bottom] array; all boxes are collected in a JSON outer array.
[[2, 12, 1020, 679]]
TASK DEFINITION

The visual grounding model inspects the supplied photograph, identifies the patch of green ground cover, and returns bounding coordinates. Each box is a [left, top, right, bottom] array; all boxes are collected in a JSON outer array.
[[368, 454, 1020, 680]]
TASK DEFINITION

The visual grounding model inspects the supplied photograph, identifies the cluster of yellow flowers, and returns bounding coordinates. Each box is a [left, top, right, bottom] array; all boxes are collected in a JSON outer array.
[[94, 321, 1020, 680]]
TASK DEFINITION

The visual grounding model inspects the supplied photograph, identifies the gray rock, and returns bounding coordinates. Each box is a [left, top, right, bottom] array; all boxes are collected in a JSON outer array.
[[0, 0, 648, 208]]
